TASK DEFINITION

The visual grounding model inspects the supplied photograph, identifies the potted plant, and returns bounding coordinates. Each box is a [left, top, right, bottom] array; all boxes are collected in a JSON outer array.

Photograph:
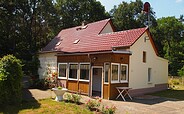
[[52, 86, 68, 101], [50, 72, 68, 101]]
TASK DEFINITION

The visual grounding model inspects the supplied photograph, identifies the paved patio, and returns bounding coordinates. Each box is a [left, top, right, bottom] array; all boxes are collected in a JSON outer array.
[[22, 89, 184, 114]]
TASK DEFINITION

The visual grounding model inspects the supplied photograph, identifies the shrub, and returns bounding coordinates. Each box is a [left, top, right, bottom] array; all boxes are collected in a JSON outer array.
[[0, 55, 23, 105], [64, 93, 81, 104], [72, 93, 81, 104], [85, 97, 102, 110], [178, 66, 184, 77], [65, 93, 73, 102], [102, 105, 116, 114]]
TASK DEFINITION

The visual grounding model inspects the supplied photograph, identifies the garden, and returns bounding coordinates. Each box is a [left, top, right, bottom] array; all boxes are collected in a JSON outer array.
[[1, 55, 184, 114], [0, 55, 116, 114]]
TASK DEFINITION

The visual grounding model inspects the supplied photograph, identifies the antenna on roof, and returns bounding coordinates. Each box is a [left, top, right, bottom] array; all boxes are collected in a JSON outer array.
[[142, 2, 152, 27]]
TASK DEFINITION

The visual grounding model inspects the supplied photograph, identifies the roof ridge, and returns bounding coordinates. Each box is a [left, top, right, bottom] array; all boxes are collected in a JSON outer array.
[[60, 18, 111, 31], [98, 27, 148, 36]]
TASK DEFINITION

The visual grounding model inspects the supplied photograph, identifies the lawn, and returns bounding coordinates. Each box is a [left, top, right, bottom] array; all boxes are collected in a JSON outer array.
[[0, 99, 92, 114], [150, 85, 184, 100]]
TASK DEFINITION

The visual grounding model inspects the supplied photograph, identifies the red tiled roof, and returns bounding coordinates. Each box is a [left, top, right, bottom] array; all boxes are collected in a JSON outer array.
[[42, 19, 148, 53]]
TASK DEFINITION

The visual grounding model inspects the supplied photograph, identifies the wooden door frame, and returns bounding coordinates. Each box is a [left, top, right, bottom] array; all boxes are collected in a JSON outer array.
[[90, 66, 103, 98]]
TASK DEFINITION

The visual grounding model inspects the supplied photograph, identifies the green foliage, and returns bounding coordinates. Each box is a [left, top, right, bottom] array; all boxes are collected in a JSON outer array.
[[65, 93, 73, 102], [178, 66, 184, 76], [0, 55, 23, 105], [85, 97, 102, 110], [102, 105, 117, 114], [110, 0, 157, 31], [71, 93, 82, 104], [64, 93, 81, 104], [0, 0, 108, 77], [151, 16, 184, 75], [56, 0, 109, 29]]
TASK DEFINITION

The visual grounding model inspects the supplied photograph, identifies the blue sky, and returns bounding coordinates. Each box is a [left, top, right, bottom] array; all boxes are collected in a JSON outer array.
[[97, 0, 184, 18]]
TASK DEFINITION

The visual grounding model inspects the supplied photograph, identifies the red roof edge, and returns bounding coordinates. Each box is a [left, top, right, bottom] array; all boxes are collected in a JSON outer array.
[[130, 27, 159, 56], [130, 27, 148, 47], [146, 28, 159, 56], [98, 18, 115, 34]]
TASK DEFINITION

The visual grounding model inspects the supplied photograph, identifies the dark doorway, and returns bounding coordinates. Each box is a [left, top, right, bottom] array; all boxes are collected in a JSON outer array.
[[92, 67, 102, 97]]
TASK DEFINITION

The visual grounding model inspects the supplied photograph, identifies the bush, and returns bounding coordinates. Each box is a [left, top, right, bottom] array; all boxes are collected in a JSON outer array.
[[178, 66, 184, 77], [102, 105, 116, 114], [85, 97, 102, 110], [64, 93, 81, 104], [0, 55, 23, 105]]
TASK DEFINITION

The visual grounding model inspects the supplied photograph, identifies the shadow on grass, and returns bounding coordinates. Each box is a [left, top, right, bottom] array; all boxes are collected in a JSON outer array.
[[114, 89, 184, 105], [0, 89, 41, 114]]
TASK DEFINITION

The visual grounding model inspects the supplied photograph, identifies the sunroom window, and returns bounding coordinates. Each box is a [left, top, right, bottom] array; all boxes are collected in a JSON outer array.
[[80, 63, 90, 81], [104, 63, 110, 83], [69, 63, 78, 80], [111, 63, 119, 83], [120, 64, 128, 82], [58, 63, 67, 79]]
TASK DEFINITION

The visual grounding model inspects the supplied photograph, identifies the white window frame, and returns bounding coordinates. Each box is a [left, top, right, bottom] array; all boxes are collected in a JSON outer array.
[[120, 64, 128, 83], [58, 63, 68, 79], [68, 63, 79, 81], [79, 63, 90, 82], [111, 63, 120, 83], [104, 62, 110, 84]]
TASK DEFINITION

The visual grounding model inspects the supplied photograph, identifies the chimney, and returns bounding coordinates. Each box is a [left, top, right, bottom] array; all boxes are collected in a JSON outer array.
[[82, 20, 87, 26]]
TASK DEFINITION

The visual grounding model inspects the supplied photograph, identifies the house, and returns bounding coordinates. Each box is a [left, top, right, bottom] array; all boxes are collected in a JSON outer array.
[[38, 19, 168, 99]]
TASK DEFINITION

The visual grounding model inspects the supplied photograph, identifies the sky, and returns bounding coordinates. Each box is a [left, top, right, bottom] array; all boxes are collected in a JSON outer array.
[[97, 0, 184, 18]]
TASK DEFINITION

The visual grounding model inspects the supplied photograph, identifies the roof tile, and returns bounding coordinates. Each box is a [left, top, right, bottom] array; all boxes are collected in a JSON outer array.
[[42, 19, 147, 53]]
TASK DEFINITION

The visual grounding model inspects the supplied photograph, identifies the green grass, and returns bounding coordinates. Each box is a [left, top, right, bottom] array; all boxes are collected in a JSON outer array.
[[151, 89, 184, 100], [0, 99, 92, 114], [150, 85, 184, 100]]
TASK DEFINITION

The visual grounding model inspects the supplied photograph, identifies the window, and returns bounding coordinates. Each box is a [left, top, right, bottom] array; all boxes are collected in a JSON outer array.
[[111, 63, 119, 83], [120, 64, 128, 82], [148, 68, 152, 82], [143, 51, 146, 63], [80, 63, 90, 81], [58, 63, 67, 79], [69, 63, 78, 80], [104, 63, 110, 83]]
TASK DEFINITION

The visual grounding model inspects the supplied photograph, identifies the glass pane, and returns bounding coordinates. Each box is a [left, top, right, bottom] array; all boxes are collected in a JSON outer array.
[[148, 68, 151, 82], [69, 64, 78, 79], [104, 63, 110, 82], [80, 64, 89, 80], [112, 64, 118, 81], [58, 64, 67, 77], [120, 65, 127, 80]]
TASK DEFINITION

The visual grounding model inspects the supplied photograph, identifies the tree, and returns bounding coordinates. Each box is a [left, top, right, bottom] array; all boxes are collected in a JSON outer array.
[[0, 55, 23, 105], [55, 0, 109, 29], [110, 0, 157, 31], [151, 17, 184, 76], [0, 0, 60, 75]]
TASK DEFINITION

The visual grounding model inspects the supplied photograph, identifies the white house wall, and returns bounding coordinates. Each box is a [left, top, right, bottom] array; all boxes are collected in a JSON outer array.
[[129, 32, 168, 89], [100, 22, 113, 34], [38, 52, 57, 79]]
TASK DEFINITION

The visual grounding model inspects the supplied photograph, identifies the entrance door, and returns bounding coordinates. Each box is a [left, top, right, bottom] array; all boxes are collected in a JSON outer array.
[[91, 67, 103, 97]]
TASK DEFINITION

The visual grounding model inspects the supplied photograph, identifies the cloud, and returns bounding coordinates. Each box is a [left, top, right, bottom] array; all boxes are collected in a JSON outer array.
[[176, 0, 183, 3]]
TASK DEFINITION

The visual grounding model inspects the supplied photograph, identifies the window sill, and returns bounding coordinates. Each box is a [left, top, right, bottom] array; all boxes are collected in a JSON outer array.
[[68, 78, 78, 81], [79, 79, 89, 82], [111, 81, 120, 84], [148, 82, 152, 84], [58, 77, 67, 80], [120, 81, 128, 83]]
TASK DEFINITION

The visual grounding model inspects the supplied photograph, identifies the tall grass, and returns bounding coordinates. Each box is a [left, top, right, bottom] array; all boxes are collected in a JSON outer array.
[[168, 76, 184, 90]]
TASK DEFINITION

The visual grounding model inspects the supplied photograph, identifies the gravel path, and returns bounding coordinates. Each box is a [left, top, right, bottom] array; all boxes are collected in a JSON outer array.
[[22, 89, 184, 114]]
